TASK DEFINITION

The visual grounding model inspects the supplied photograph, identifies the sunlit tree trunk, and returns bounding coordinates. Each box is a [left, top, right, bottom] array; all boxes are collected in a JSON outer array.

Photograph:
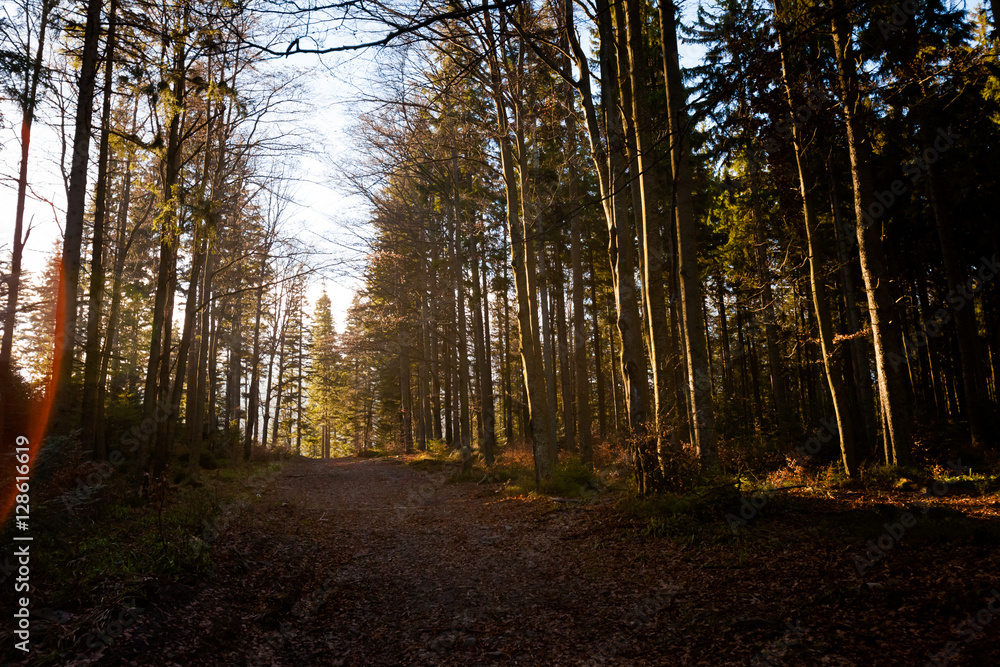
[[774, 6, 856, 475], [659, 0, 716, 464], [831, 0, 912, 465]]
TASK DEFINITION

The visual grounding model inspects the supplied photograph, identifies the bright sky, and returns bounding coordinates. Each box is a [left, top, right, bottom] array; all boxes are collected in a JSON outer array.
[[0, 3, 705, 336]]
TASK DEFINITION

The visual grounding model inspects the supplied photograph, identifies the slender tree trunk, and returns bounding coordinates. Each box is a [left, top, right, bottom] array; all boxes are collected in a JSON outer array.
[[140, 7, 189, 481], [262, 285, 282, 451], [164, 220, 206, 464], [188, 243, 214, 479], [50, 0, 104, 430], [554, 241, 574, 453], [431, 327, 442, 441], [243, 262, 266, 461], [829, 164, 879, 451], [589, 245, 607, 444], [80, 0, 119, 458], [748, 177, 791, 435], [774, 8, 856, 474], [501, 235, 514, 446], [537, 238, 560, 451], [588, 0, 652, 491], [418, 261, 432, 451], [831, 0, 912, 465], [571, 161, 593, 465], [451, 148, 473, 471], [483, 6, 555, 483], [659, 0, 716, 464], [625, 0, 675, 479], [400, 330, 414, 455], [96, 130, 138, 459], [471, 233, 497, 465]]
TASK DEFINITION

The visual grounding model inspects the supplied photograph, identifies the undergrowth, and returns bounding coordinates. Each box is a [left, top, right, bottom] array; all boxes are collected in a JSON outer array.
[[0, 435, 285, 662]]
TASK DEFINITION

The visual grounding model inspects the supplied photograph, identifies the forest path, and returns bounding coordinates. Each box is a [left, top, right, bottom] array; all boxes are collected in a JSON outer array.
[[91, 456, 998, 666]]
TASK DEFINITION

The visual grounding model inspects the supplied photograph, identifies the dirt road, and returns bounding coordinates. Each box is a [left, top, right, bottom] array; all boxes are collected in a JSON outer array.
[[87, 456, 999, 666]]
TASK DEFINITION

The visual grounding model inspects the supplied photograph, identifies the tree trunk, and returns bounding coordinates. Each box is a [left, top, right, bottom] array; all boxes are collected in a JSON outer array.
[[659, 0, 716, 464], [589, 244, 607, 445], [243, 264, 266, 461], [625, 0, 675, 478], [554, 240, 574, 454], [483, 6, 555, 483], [451, 147, 473, 472], [831, 0, 912, 465], [774, 7, 856, 475], [471, 233, 497, 465], [80, 0, 118, 459], [188, 239, 214, 479], [927, 158, 990, 447], [400, 331, 414, 455], [50, 0, 103, 430], [829, 164, 879, 451]]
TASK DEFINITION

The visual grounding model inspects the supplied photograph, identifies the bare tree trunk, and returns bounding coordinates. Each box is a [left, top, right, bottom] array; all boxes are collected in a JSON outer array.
[[430, 327, 442, 441], [483, 5, 555, 483], [188, 239, 214, 479], [418, 250, 432, 451], [748, 177, 791, 434], [501, 234, 514, 446], [659, 0, 716, 464], [141, 6, 189, 481], [569, 0, 651, 490], [80, 0, 119, 459], [625, 0, 675, 478], [829, 164, 879, 451], [471, 233, 497, 465], [537, 238, 559, 451], [774, 7, 856, 474], [831, 0, 912, 465], [589, 245, 606, 445], [400, 330, 414, 455], [262, 283, 284, 451], [50, 0, 103, 430], [554, 241, 574, 454], [96, 121, 139, 459], [451, 147, 473, 471], [571, 189, 593, 465], [243, 263, 266, 461]]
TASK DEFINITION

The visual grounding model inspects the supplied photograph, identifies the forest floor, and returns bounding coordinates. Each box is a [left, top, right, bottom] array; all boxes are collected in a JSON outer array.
[[23, 454, 1000, 666]]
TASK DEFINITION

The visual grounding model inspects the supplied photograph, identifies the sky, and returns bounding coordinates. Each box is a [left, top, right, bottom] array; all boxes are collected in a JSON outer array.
[[0, 2, 707, 337]]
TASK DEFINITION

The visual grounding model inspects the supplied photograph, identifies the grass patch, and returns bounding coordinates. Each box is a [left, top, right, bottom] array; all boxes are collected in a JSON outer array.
[[356, 447, 390, 458], [539, 459, 603, 498], [619, 474, 743, 541]]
